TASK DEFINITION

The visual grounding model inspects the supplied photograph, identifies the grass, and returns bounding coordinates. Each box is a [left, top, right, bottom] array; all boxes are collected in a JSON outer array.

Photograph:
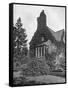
[[13, 71, 65, 86]]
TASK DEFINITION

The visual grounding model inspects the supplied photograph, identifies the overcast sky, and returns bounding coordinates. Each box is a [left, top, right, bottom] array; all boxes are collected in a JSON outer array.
[[13, 4, 65, 48]]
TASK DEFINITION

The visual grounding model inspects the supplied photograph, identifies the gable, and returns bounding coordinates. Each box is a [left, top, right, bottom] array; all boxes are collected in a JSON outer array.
[[29, 26, 56, 47]]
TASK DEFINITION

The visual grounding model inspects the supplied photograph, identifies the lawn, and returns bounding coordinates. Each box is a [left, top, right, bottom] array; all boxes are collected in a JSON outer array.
[[13, 71, 65, 86], [26, 75, 65, 84]]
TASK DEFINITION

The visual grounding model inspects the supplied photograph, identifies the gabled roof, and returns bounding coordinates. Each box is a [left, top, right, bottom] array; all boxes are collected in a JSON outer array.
[[54, 29, 65, 43], [47, 27, 65, 43]]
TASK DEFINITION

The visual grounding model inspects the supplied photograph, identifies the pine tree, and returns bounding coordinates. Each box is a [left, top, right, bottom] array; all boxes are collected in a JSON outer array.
[[13, 17, 28, 60]]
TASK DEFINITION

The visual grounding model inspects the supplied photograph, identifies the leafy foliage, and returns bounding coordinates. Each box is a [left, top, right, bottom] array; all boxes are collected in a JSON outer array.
[[13, 17, 28, 58], [30, 26, 56, 47], [45, 49, 56, 71], [13, 17, 28, 72], [21, 57, 49, 76]]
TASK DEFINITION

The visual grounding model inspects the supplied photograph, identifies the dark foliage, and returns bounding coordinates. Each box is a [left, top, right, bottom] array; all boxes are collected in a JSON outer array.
[[21, 57, 49, 76], [30, 26, 56, 48], [45, 49, 56, 71], [13, 17, 28, 60]]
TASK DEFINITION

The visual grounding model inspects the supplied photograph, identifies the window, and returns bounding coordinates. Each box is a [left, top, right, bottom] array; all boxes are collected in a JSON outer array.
[[41, 37, 44, 41]]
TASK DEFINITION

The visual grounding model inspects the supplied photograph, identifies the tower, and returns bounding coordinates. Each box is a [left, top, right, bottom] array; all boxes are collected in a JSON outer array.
[[37, 10, 47, 28]]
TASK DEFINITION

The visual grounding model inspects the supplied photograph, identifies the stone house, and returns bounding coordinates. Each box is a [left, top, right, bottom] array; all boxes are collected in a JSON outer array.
[[29, 10, 65, 60]]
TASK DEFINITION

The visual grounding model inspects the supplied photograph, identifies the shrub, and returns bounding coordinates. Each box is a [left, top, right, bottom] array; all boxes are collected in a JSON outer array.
[[13, 76, 27, 85], [21, 57, 49, 76]]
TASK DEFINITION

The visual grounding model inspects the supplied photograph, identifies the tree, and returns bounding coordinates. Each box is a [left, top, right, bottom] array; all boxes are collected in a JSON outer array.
[[13, 17, 28, 60]]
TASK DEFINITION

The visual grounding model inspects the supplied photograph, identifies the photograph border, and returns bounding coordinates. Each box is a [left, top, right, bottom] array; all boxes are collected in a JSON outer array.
[[9, 3, 67, 87]]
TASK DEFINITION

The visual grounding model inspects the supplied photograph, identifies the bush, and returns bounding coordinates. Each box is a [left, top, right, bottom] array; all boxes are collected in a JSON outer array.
[[13, 56, 30, 71], [13, 56, 50, 77], [21, 57, 49, 76], [13, 76, 27, 85], [20, 56, 31, 64]]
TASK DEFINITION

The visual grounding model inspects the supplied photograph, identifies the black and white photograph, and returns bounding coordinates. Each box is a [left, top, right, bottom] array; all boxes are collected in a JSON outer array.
[[9, 3, 66, 87]]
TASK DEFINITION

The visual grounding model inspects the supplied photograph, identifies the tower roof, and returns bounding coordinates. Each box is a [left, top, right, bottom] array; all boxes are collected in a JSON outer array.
[[37, 10, 47, 27], [40, 10, 46, 16]]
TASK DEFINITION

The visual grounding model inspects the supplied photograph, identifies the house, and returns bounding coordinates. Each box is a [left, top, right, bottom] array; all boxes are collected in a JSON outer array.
[[29, 10, 65, 58]]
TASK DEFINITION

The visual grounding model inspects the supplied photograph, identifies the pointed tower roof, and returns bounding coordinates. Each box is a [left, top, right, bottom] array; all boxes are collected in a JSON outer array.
[[37, 10, 47, 28], [40, 10, 46, 17]]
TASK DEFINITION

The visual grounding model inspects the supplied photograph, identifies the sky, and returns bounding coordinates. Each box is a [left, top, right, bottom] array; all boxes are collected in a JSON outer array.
[[13, 4, 65, 48]]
